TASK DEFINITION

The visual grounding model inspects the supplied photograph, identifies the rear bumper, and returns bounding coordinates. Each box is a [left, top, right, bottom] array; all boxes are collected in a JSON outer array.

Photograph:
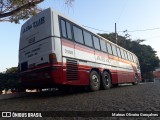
[[19, 65, 62, 89]]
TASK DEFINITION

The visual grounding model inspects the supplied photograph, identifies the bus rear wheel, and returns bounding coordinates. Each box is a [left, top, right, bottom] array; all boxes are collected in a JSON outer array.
[[89, 71, 100, 91], [101, 71, 112, 90]]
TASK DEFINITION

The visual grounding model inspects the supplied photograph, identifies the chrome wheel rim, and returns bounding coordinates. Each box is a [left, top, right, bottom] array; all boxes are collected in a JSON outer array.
[[104, 75, 109, 85], [92, 75, 99, 87]]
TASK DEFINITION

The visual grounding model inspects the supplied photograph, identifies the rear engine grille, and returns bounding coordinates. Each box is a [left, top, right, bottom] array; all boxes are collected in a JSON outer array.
[[66, 59, 78, 80]]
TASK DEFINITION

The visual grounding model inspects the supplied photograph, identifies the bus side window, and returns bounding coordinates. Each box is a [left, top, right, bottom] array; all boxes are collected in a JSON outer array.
[[133, 55, 136, 63], [66, 22, 72, 39], [111, 45, 118, 56], [120, 49, 125, 59], [129, 53, 132, 61], [124, 51, 128, 60], [106, 42, 112, 55], [130, 54, 134, 62], [100, 39, 107, 52], [73, 26, 84, 44], [60, 19, 67, 38], [117, 47, 121, 58], [83, 30, 93, 47], [127, 52, 131, 61], [93, 36, 100, 50]]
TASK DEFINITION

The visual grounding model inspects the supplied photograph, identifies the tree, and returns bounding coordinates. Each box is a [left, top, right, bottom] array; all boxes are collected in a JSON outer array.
[[0, 0, 75, 23], [0, 67, 19, 92], [0, 73, 5, 92], [0, 0, 44, 23], [6, 67, 18, 74], [99, 33, 160, 79]]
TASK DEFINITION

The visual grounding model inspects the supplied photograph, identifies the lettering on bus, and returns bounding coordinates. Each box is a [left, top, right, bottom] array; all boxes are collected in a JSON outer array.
[[96, 56, 110, 64], [65, 49, 73, 55], [23, 17, 45, 34], [33, 17, 45, 28], [28, 37, 35, 44], [25, 47, 40, 58]]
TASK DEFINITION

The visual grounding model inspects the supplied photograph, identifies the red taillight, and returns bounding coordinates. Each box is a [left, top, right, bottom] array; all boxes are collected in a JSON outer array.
[[49, 53, 57, 64]]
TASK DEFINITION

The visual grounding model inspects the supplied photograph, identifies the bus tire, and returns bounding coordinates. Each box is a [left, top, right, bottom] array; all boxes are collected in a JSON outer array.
[[101, 71, 112, 90], [133, 74, 139, 85], [89, 70, 100, 91]]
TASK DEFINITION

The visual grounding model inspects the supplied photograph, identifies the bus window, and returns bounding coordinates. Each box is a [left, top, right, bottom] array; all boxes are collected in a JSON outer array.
[[128, 53, 132, 61], [100, 39, 107, 52], [83, 30, 93, 47], [124, 51, 128, 60], [66, 21, 72, 39], [127, 52, 130, 61], [60, 19, 67, 38], [120, 49, 125, 59], [130, 54, 134, 62], [112, 45, 118, 56], [73, 26, 84, 44], [133, 55, 136, 63], [117, 47, 121, 58], [93, 36, 100, 50], [106, 42, 112, 54]]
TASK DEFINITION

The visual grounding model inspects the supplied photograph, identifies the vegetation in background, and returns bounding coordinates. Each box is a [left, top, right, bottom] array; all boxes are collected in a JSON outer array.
[[0, 0, 74, 23], [0, 0, 44, 23], [0, 67, 19, 93]]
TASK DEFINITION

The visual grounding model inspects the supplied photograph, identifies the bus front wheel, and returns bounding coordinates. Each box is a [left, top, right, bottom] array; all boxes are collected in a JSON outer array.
[[89, 71, 100, 91]]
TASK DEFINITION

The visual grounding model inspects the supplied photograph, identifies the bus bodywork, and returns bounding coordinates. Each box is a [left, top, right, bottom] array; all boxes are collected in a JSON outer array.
[[19, 8, 141, 91]]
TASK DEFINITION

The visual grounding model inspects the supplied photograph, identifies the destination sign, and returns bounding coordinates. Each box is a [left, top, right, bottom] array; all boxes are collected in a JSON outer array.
[[23, 16, 45, 34]]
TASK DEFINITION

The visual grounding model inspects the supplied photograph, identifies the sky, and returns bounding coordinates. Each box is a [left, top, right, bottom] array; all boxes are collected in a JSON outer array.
[[0, 0, 160, 72]]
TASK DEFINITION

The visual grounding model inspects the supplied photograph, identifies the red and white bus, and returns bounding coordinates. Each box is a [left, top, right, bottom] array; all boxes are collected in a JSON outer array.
[[19, 8, 141, 91]]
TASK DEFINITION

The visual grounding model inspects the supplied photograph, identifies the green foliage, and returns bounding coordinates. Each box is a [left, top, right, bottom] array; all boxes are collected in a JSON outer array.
[[0, 0, 75, 23], [6, 67, 18, 74], [0, 0, 44, 23], [0, 73, 5, 90], [99, 33, 160, 79], [0, 67, 19, 91]]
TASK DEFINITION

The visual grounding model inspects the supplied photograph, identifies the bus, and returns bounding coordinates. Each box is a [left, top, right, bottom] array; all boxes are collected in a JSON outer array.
[[18, 8, 141, 92]]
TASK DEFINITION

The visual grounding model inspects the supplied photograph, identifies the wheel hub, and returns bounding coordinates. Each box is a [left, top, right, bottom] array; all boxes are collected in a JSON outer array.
[[104, 75, 109, 85], [92, 75, 99, 86]]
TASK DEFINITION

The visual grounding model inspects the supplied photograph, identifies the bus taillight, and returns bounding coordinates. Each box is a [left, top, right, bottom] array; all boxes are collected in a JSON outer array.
[[49, 53, 57, 64]]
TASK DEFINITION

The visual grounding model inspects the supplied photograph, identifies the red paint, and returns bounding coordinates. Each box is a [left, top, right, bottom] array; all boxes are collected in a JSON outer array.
[[19, 60, 140, 89], [19, 39, 141, 88], [62, 39, 135, 65]]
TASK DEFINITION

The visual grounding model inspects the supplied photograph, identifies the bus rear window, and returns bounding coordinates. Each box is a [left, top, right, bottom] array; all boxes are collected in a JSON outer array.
[[60, 19, 67, 38], [66, 22, 72, 39]]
